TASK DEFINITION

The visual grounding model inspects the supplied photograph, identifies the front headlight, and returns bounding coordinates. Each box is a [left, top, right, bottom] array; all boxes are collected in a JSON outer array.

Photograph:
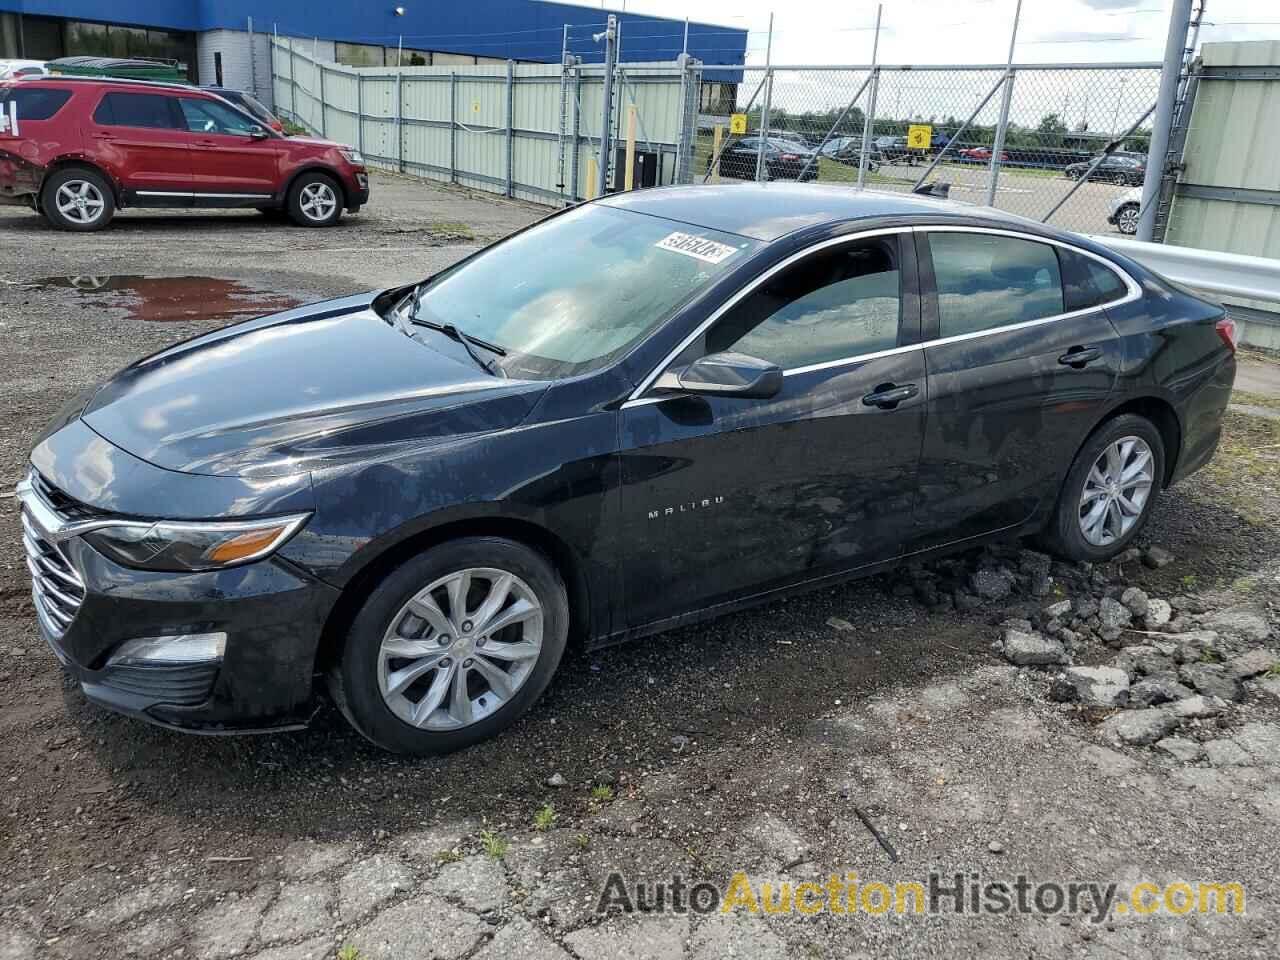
[[340, 148, 365, 166], [83, 514, 310, 572]]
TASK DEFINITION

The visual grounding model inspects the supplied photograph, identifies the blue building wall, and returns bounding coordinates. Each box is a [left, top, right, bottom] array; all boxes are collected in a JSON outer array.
[[0, 0, 748, 66]]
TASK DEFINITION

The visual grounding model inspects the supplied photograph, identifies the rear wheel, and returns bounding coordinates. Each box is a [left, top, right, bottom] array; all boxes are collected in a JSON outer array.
[[329, 537, 569, 754], [41, 167, 115, 231], [1115, 203, 1140, 235], [1041, 414, 1165, 562], [286, 172, 343, 227]]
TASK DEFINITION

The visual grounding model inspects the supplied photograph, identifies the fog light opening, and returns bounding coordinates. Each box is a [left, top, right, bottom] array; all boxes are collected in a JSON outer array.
[[107, 632, 227, 667]]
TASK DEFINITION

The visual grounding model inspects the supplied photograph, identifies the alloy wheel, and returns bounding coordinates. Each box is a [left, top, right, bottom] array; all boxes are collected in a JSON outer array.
[[1078, 436, 1155, 547], [1116, 206, 1140, 235], [55, 180, 105, 225], [299, 182, 338, 222], [377, 567, 544, 730]]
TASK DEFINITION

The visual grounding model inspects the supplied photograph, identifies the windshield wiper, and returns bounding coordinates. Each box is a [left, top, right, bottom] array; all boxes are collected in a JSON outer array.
[[407, 315, 507, 378]]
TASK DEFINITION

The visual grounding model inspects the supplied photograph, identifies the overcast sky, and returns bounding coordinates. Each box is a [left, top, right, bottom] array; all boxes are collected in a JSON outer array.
[[605, 0, 1279, 66]]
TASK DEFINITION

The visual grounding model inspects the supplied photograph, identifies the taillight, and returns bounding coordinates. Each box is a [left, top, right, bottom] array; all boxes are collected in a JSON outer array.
[[1215, 316, 1238, 353]]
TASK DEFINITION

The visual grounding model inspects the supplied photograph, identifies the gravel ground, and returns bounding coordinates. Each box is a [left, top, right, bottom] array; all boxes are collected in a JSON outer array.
[[0, 173, 1278, 960]]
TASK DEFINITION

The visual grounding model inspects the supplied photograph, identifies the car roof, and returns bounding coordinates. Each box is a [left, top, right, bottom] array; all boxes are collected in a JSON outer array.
[[15, 75, 199, 94], [598, 183, 1014, 242]]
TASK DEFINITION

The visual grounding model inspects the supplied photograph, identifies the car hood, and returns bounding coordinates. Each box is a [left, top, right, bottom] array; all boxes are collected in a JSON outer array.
[[79, 292, 549, 478]]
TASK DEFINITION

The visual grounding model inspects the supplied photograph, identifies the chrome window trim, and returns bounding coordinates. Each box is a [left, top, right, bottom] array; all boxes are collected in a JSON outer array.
[[136, 191, 275, 200], [623, 223, 1140, 408], [625, 227, 909, 404]]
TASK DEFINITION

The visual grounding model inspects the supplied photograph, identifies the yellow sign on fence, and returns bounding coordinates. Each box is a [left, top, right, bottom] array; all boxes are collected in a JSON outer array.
[[729, 113, 748, 135], [907, 124, 932, 150]]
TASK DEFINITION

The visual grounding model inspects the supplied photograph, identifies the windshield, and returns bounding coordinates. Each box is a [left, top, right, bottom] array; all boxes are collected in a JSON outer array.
[[400, 204, 760, 380]]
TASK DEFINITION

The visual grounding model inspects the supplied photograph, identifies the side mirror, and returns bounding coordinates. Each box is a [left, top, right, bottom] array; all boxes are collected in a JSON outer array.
[[249, 125, 269, 140], [673, 351, 783, 400]]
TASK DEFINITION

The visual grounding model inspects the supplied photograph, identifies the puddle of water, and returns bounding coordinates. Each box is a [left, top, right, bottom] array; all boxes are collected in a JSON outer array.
[[33, 275, 302, 323]]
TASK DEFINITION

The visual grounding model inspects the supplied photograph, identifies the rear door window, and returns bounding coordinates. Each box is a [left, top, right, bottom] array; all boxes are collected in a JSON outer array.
[[1058, 247, 1130, 312], [0, 87, 72, 121], [93, 93, 180, 129], [926, 232, 1065, 338]]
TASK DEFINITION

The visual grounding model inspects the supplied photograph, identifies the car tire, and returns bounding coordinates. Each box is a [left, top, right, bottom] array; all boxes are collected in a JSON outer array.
[[328, 536, 569, 755], [40, 167, 115, 232], [1115, 203, 1140, 235], [1040, 414, 1165, 563], [286, 172, 344, 227]]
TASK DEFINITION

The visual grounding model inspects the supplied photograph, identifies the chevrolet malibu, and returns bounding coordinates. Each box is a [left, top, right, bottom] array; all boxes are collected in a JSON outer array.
[[18, 185, 1236, 754]]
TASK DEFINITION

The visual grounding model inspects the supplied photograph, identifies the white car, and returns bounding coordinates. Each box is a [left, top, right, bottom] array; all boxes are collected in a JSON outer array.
[[0, 60, 48, 80], [1107, 188, 1141, 235]]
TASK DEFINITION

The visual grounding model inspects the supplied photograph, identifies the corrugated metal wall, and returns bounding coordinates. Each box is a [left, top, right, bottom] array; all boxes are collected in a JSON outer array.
[[270, 37, 696, 206], [1167, 42, 1280, 258]]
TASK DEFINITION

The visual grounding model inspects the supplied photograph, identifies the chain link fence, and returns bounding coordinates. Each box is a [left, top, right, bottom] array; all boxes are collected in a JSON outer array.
[[687, 63, 1163, 237]]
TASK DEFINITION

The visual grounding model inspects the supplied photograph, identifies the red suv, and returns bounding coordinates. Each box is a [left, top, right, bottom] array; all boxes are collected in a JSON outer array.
[[0, 77, 369, 230]]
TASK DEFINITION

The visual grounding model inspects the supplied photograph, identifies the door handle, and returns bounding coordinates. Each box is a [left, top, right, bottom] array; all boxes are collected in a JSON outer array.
[[861, 382, 919, 409], [91, 132, 116, 140], [1059, 346, 1103, 368]]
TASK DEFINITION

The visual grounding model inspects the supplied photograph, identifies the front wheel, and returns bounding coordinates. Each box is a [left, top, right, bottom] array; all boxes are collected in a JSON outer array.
[[329, 537, 569, 754], [286, 172, 343, 227], [1040, 414, 1165, 562]]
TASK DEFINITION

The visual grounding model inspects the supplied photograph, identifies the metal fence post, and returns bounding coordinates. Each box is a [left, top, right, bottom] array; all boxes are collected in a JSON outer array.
[[756, 68, 774, 182], [355, 73, 364, 155], [1138, 0, 1194, 241], [289, 42, 297, 120], [857, 67, 880, 188], [506, 59, 515, 198], [318, 64, 326, 137], [985, 67, 1015, 205], [571, 62, 581, 201], [395, 72, 403, 173], [597, 15, 617, 196], [449, 72, 457, 184]]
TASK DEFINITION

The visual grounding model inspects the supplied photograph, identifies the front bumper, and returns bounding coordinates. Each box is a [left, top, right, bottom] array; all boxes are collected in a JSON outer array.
[[19, 470, 342, 733], [347, 169, 370, 209]]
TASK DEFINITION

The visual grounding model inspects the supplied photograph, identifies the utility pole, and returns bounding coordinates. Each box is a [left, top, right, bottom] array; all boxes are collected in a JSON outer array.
[[596, 15, 618, 197], [1137, 0, 1194, 241]]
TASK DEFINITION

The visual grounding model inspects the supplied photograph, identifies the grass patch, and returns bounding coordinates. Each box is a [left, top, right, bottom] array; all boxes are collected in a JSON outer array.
[[533, 804, 556, 832], [337, 947, 364, 960], [1197, 408, 1280, 524], [1232, 390, 1280, 411], [590, 785, 614, 803], [574, 833, 591, 849], [480, 829, 509, 859], [434, 849, 463, 864], [428, 220, 475, 240]]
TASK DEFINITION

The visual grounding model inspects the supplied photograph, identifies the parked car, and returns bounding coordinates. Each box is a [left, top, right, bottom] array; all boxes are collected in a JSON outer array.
[[1108, 188, 1142, 235], [817, 136, 882, 170], [0, 59, 47, 80], [0, 76, 368, 229], [47, 56, 187, 83], [713, 136, 818, 181], [958, 146, 1009, 163], [1065, 153, 1146, 185], [17, 184, 1236, 754], [200, 85, 285, 134], [875, 135, 913, 162]]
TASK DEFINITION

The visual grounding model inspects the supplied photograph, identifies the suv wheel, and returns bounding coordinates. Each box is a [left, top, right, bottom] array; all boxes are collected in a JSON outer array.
[[287, 172, 343, 227], [41, 167, 115, 231], [1115, 203, 1140, 235], [328, 537, 569, 754], [1040, 414, 1165, 562]]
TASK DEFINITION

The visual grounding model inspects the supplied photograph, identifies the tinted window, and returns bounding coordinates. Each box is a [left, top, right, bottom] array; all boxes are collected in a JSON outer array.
[[0, 87, 71, 121], [706, 238, 901, 369], [93, 93, 177, 129], [1059, 247, 1129, 312], [928, 232, 1064, 337], [179, 97, 258, 135]]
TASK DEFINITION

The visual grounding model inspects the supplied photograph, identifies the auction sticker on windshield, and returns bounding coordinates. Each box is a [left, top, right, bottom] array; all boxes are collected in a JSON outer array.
[[655, 232, 740, 265]]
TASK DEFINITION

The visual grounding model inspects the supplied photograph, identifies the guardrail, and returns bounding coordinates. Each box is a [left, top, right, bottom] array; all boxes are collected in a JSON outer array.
[[1091, 235, 1280, 351]]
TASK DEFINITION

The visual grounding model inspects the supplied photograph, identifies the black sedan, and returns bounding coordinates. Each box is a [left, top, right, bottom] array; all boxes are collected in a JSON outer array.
[[1065, 153, 1147, 185], [713, 136, 819, 181], [18, 185, 1235, 754]]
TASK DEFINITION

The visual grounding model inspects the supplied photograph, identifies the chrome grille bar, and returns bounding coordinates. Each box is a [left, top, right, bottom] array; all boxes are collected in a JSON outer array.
[[16, 471, 88, 638]]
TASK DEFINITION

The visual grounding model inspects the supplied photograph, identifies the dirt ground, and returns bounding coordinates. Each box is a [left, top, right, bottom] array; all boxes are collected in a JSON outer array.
[[0, 173, 1278, 960]]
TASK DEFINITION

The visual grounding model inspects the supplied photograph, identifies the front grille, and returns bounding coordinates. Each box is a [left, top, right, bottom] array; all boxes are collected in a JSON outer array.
[[31, 470, 100, 522], [98, 662, 219, 706], [20, 486, 87, 638]]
